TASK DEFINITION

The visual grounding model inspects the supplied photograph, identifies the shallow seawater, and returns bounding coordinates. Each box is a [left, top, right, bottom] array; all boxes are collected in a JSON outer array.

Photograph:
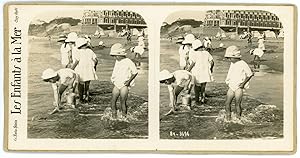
[[28, 37, 148, 139], [160, 39, 283, 139]]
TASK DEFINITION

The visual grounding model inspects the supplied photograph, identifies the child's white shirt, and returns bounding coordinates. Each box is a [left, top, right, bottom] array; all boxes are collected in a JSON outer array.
[[225, 60, 253, 91], [189, 50, 214, 83], [52, 68, 78, 91], [178, 45, 189, 67], [111, 58, 138, 89], [167, 70, 192, 92], [252, 48, 264, 58], [60, 44, 71, 66]]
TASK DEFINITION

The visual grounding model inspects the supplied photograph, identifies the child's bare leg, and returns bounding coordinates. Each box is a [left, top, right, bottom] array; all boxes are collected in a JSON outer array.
[[78, 82, 85, 102], [194, 84, 201, 103], [174, 86, 184, 109], [225, 88, 235, 120], [120, 86, 129, 116], [111, 86, 120, 118], [200, 82, 207, 103], [234, 88, 243, 118], [84, 81, 91, 100]]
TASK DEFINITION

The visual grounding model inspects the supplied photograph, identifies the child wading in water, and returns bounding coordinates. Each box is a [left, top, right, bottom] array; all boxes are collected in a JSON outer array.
[[159, 70, 193, 115], [71, 38, 98, 103], [224, 46, 254, 121], [187, 39, 214, 104], [110, 43, 138, 119], [57, 34, 71, 68], [41, 68, 79, 114]]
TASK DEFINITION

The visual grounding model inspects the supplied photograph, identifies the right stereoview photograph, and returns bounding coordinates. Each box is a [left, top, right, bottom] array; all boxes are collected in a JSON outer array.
[[159, 10, 284, 139]]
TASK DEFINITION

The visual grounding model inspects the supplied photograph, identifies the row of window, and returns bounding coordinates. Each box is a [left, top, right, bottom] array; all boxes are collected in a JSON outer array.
[[223, 20, 281, 27], [83, 18, 145, 25], [102, 11, 141, 19], [224, 13, 279, 21]]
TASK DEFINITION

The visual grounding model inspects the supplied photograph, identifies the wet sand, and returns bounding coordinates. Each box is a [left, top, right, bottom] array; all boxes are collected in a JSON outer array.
[[28, 37, 148, 139], [160, 39, 283, 139]]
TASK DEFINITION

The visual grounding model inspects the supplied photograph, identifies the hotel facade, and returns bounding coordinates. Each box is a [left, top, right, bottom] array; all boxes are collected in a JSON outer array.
[[81, 10, 147, 31], [204, 10, 282, 34]]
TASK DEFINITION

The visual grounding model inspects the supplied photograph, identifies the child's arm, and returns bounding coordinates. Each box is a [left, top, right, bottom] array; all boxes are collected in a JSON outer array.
[[239, 74, 253, 89], [239, 63, 254, 88], [168, 86, 176, 110], [70, 60, 79, 70], [124, 60, 138, 86], [187, 61, 195, 72], [52, 83, 59, 107], [210, 60, 214, 73], [124, 73, 138, 86]]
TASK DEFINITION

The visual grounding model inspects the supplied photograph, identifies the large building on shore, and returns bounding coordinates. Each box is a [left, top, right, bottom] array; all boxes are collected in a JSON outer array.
[[204, 10, 282, 34], [81, 10, 147, 31]]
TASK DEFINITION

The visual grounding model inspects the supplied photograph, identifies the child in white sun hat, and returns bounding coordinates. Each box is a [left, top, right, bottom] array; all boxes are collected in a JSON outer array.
[[224, 45, 254, 121], [249, 48, 264, 69], [66, 32, 79, 68], [182, 34, 196, 69], [57, 34, 71, 68], [41, 68, 79, 114], [176, 36, 189, 70], [71, 38, 98, 103], [187, 39, 214, 104], [159, 69, 193, 115], [110, 43, 138, 119]]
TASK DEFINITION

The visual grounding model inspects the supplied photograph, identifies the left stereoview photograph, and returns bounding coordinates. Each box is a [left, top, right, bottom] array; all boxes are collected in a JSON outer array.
[[27, 9, 149, 139]]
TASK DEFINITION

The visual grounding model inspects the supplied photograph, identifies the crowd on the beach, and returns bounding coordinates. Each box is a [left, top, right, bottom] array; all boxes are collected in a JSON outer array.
[[160, 32, 267, 121], [41, 32, 146, 119]]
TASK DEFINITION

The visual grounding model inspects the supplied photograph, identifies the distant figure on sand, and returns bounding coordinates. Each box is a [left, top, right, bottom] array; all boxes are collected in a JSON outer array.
[[224, 46, 254, 121], [249, 48, 264, 69], [257, 36, 266, 52], [203, 37, 212, 52], [127, 31, 132, 42], [71, 38, 98, 103], [57, 34, 71, 68], [110, 43, 138, 119], [247, 32, 252, 47], [41, 68, 79, 114], [84, 35, 93, 48], [159, 70, 193, 115], [187, 39, 214, 104]]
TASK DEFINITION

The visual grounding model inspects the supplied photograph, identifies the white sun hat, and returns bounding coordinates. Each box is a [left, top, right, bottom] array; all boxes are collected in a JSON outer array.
[[41, 68, 57, 80], [177, 36, 184, 40], [65, 32, 78, 42], [176, 39, 184, 43], [182, 34, 195, 44], [57, 34, 67, 42], [75, 38, 87, 48], [192, 39, 203, 50], [159, 70, 173, 81], [219, 43, 224, 48], [225, 45, 242, 58], [98, 41, 104, 46], [138, 36, 144, 41], [110, 43, 126, 56]]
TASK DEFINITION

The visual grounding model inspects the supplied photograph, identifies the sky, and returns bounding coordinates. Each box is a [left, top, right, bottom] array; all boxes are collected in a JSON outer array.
[[32, 10, 84, 23], [164, 10, 206, 24]]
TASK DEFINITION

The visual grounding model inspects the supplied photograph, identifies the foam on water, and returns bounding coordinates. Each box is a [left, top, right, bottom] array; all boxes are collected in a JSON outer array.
[[216, 104, 281, 125], [101, 102, 148, 122]]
